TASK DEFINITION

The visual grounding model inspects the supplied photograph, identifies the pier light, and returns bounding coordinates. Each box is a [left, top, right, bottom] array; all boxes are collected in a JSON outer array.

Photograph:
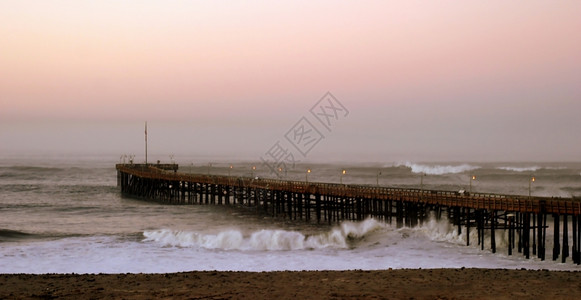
[[340, 169, 346, 184], [229, 165, 233, 177], [252, 166, 256, 178], [376, 170, 382, 187], [529, 176, 536, 198], [306, 169, 311, 182], [420, 173, 426, 190], [207, 163, 213, 175], [470, 175, 476, 194]]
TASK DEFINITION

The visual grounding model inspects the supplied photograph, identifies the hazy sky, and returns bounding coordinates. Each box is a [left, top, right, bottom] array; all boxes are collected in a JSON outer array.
[[1, 1, 580, 163]]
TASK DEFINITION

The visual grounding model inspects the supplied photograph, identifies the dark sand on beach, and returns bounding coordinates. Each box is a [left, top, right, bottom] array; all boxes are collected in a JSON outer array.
[[1, 269, 580, 299]]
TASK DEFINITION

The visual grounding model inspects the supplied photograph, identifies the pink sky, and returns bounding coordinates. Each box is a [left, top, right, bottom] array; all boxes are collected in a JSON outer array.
[[1, 1, 580, 161]]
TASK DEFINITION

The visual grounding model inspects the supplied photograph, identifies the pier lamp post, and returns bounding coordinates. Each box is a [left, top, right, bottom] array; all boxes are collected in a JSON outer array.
[[278, 167, 284, 179], [340, 169, 346, 184], [252, 166, 256, 178], [529, 176, 536, 198], [306, 169, 311, 183], [470, 175, 476, 194], [229, 165, 233, 177], [207, 163, 212, 175], [190, 162, 193, 175], [376, 170, 382, 187], [419, 173, 426, 200]]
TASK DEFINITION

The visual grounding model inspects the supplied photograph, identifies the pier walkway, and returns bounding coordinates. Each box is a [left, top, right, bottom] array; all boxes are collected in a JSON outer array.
[[117, 163, 581, 265]]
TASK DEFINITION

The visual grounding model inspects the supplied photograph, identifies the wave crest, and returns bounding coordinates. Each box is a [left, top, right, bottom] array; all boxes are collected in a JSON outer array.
[[143, 219, 384, 251], [397, 162, 479, 175]]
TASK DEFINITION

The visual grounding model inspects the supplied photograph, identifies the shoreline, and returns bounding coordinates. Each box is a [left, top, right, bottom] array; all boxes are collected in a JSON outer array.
[[1, 269, 580, 299]]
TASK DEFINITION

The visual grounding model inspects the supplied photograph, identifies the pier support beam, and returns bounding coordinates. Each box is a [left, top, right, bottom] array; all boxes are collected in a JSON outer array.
[[490, 211, 496, 254], [553, 214, 560, 261], [538, 213, 545, 260], [573, 215, 579, 264], [524, 213, 530, 259], [478, 210, 484, 250], [466, 208, 470, 246], [396, 201, 403, 228], [508, 214, 513, 256], [563, 215, 569, 263], [532, 214, 537, 256]]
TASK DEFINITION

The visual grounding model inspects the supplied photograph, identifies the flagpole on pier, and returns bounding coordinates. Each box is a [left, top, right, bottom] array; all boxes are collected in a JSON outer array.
[[145, 122, 148, 166]]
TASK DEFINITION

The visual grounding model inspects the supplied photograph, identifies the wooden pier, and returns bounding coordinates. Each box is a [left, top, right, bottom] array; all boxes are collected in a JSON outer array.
[[117, 163, 581, 264]]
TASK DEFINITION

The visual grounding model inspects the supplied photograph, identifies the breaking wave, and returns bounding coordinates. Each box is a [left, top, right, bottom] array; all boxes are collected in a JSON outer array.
[[396, 162, 479, 175], [143, 218, 384, 251]]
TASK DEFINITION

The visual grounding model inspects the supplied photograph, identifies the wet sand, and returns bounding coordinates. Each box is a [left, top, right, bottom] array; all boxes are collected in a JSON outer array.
[[1, 269, 580, 299]]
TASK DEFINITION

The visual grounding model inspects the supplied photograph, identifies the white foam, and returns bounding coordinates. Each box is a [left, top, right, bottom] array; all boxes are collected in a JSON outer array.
[[2, 218, 580, 273], [397, 162, 479, 175]]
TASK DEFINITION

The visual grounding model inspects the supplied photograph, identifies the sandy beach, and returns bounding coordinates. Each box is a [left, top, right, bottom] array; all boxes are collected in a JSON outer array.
[[1, 269, 580, 299]]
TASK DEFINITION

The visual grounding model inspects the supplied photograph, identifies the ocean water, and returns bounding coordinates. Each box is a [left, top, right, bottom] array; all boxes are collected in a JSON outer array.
[[1, 155, 581, 274]]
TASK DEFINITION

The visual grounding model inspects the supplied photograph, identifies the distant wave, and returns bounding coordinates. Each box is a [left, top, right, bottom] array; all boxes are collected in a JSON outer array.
[[0, 229, 86, 243], [496, 166, 541, 172], [0, 229, 35, 242], [1, 166, 64, 172], [396, 162, 479, 175], [143, 218, 384, 251], [495, 166, 568, 172]]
